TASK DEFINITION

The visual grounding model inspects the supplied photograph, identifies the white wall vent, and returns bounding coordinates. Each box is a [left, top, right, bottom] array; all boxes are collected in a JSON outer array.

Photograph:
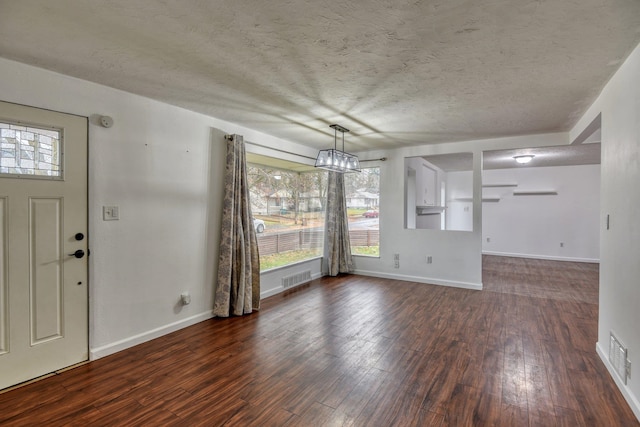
[[282, 270, 311, 289], [609, 332, 631, 384]]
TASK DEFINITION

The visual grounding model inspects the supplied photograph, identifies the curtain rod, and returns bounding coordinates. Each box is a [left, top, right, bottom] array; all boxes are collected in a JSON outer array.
[[225, 134, 386, 163]]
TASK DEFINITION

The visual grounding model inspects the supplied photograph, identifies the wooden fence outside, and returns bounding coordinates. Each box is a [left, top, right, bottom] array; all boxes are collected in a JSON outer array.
[[257, 229, 379, 256]]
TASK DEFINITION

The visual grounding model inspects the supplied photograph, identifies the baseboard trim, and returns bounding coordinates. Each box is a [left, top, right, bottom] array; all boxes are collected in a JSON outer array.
[[482, 250, 599, 264], [352, 269, 482, 291], [260, 272, 323, 299], [596, 341, 640, 422], [90, 310, 214, 360]]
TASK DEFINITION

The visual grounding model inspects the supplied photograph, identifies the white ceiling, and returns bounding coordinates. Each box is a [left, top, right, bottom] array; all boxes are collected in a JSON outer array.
[[482, 143, 601, 170], [419, 141, 601, 172], [0, 1, 639, 153]]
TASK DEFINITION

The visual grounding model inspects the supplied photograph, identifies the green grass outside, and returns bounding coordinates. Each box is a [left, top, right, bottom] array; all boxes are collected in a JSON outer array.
[[351, 246, 380, 257], [260, 249, 322, 271], [347, 208, 368, 217], [260, 245, 379, 271]]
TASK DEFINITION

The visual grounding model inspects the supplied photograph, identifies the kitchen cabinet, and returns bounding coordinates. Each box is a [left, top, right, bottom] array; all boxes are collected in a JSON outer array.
[[405, 157, 441, 229], [406, 157, 438, 207], [419, 163, 437, 206]]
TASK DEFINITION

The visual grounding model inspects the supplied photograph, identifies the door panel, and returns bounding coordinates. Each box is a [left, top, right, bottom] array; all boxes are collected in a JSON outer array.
[[0, 197, 7, 355], [0, 101, 88, 389], [30, 197, 63, 344]]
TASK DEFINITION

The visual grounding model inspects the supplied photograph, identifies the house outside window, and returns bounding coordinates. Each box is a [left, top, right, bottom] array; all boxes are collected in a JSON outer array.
[[247, 163, 327, 271], [345, 167, 380, 257]]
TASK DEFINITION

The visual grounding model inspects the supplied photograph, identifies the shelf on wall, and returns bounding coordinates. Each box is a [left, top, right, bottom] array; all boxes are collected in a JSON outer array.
[[482, 183, 518, 188], [452, 197, 500, 203], [512, 190, 558, 196]]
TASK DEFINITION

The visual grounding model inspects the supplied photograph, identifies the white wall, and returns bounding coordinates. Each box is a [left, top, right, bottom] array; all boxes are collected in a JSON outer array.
[[570, 42, 640, 419], [482, 165, 600, 262], [446, 170, 474, 232], [0, 57, 322, 359]]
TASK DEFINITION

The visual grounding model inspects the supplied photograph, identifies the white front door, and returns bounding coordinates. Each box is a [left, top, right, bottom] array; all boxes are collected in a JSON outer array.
[[0, 101, 88, 389]]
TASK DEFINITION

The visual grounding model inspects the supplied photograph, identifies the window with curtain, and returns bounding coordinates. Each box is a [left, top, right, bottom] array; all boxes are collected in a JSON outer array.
[[344, 167, 380, 257], [247, 162, 327, 271]]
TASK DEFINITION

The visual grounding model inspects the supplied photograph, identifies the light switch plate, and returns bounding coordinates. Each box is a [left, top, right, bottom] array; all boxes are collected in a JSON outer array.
[[103, 205, 119, 221]]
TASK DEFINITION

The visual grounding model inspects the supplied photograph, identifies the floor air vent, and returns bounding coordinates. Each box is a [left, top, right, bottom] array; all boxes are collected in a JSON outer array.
[[282, 270, 312, 289], [609, 332, 631, 384]]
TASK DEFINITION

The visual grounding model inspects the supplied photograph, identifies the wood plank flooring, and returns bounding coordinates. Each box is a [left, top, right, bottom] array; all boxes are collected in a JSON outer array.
[[1, 255, 637, 426]]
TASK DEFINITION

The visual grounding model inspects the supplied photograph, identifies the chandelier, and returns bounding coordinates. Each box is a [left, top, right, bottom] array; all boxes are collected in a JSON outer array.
[[314, 124, 361, 173]]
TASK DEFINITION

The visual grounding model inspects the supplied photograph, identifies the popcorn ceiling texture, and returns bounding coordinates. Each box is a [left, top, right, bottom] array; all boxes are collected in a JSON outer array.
[[0, 0, 639, 150]]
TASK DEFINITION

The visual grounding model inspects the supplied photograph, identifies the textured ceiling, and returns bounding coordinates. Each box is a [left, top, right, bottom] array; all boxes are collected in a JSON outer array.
[[0, 0, 639, 152]]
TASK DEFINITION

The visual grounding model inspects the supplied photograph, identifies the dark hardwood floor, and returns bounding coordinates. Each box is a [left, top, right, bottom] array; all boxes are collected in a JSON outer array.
[[1, 256, 637, 426]]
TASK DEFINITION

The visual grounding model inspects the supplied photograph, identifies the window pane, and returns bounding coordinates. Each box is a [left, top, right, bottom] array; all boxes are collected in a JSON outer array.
[[345, 167, 380, 257], [248, 164, 326, 271], [0, 122, 62, 178]]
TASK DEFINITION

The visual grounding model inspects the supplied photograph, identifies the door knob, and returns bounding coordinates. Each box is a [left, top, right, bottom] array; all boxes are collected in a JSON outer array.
[[75, 233, 84, 241], [69, 249, 85, 259]]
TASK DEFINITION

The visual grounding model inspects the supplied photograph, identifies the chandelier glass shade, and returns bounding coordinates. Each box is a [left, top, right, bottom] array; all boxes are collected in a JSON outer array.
[[315, 124, 361, 173]]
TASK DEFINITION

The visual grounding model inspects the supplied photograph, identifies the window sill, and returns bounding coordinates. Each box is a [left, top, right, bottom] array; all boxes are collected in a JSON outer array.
[[260, 256, 322, 274]]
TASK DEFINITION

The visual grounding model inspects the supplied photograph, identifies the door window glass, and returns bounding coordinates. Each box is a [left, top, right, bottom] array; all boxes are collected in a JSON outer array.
[[0, 121, 62, 178]]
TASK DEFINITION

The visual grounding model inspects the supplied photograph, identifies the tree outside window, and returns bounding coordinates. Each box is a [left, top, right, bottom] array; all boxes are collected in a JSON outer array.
[[247, 164, 327, 271]]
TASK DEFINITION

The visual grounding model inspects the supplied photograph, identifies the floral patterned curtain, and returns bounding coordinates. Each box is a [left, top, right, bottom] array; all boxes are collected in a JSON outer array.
[[213, 134, 260, 317], [323, 171, 354, 276]]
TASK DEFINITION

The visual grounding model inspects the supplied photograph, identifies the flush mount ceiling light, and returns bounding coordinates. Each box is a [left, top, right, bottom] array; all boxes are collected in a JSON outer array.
[[315, 124, 361, 173], [514, 155, 535, 164]]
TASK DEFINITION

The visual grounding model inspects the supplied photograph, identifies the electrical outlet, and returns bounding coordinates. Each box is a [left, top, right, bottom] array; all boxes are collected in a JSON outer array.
[[486, 237, 491, 243], [426, 255, 433, 264], [560, 242, 564, 247], [393, 253, 400, 269]]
